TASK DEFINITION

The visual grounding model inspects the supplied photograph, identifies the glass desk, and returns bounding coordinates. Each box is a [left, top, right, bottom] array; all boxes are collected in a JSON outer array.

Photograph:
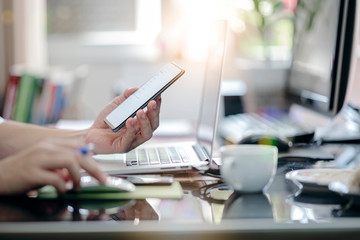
[[2, 145, 360, 240]]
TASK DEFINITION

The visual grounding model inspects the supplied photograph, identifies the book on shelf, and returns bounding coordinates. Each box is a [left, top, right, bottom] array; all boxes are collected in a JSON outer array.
[[2, 75, 20, 120], [2, 67, 77, 125], [13, 74, 38, 123]]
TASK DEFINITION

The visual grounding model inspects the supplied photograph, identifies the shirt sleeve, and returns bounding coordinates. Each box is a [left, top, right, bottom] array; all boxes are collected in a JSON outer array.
[[0, 117, 5, 125]]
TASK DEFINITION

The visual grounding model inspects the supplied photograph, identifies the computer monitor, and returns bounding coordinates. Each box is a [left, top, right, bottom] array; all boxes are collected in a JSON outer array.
[[286, 0, 358, 116]]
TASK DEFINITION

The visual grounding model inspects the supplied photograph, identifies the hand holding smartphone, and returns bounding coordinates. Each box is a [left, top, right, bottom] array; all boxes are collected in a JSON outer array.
[[104, 62, 185, 132]]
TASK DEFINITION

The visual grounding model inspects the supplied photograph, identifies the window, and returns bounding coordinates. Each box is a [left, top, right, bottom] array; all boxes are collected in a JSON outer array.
[[47, 0, 162, 64], [47, 0, 161, 45]]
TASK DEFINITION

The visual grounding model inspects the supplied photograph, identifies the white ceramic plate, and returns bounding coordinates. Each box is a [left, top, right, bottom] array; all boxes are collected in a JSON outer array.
[[285, 168, 354, 193]]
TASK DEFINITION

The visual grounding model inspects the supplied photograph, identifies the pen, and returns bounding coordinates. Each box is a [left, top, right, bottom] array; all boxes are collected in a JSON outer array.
[[78, 143, 95, 155]]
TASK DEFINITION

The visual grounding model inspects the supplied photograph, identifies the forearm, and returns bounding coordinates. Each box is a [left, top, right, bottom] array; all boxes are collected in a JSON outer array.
[[0, 120, 88, 159]]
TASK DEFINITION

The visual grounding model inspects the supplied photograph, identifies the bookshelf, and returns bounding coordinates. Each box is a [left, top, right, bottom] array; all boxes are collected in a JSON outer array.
[[2, 65, 84, 125]]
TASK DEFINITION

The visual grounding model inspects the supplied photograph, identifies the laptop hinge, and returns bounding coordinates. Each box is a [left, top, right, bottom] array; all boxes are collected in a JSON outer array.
[[192, 144, 210, 162]]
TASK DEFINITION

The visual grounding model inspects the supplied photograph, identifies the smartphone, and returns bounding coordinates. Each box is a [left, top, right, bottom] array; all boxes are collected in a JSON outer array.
[[104, 62, 185, 132], [79, 176, 136, 192]]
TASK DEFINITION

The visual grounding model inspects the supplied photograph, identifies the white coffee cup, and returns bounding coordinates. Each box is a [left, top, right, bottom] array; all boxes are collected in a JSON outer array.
[[220, 145, 278, 193]]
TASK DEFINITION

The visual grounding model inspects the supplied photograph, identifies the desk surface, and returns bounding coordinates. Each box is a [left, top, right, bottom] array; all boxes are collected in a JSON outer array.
[[2, 144, 360, 240]]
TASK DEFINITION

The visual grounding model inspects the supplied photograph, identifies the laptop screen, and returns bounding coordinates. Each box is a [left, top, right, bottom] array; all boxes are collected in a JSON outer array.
[[196, 20, 228, 159]]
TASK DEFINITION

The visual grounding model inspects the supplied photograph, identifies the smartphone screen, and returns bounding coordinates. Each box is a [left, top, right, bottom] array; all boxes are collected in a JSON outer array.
[[104, 62, 185, 132]]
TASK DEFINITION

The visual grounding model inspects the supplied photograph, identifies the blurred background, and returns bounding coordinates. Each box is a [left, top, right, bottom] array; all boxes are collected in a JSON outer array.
[[0, 0, 307, 126]]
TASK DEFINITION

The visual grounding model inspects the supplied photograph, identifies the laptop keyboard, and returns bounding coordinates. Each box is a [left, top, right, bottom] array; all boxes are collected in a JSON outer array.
[[125, 146, 190, 166], [220, 112, 313, 143]]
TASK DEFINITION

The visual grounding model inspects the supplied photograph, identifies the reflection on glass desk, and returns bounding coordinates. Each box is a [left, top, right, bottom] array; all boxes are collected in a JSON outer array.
[[2, 161, 360, 239]]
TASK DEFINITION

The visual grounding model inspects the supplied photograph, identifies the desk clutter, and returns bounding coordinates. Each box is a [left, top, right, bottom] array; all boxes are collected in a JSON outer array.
[[286, 168, 354, 194], [286, 167, 360, 208]]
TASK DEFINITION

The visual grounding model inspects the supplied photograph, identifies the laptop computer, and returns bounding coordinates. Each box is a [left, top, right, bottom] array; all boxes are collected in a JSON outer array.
[[94, 20, 228, 175]]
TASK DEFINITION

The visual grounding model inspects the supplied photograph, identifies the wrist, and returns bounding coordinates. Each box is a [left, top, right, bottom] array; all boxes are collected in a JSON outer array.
[[69, 129, 89, 143]]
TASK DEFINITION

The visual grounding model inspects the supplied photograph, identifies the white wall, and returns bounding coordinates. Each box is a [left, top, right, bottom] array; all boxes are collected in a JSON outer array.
[[13, 0, 47, 67], [0, 2, 6, 108]]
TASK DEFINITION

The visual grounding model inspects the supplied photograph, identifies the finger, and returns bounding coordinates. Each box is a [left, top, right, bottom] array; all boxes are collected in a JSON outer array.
[[63, 153, 83, 191], [124, 88, 138, 98], [155, 94, 162, 108], [111, 88, 138, 107], [38, 147, 82, 191], [97, 88, 140, 120], [127, 110, 153, 150], [34, 170, 67, 193], [53, 169, 71, 182], [147, 100, 160, 130], [79, 155, 108, 184], [117, 118, 138, 152], [136, 109, 153, 141]]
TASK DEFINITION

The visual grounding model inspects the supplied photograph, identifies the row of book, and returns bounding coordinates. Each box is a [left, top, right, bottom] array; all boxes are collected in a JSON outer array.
[[2, 66, 83, 125]]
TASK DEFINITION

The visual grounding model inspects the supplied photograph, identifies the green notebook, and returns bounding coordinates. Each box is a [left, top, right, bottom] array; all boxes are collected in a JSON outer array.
[[38, 181, 183, 200]]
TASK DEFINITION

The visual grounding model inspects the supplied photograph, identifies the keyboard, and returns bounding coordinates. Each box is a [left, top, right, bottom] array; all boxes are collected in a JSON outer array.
[[125, 146, 190, 166], [219, 112, 314, 144]]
